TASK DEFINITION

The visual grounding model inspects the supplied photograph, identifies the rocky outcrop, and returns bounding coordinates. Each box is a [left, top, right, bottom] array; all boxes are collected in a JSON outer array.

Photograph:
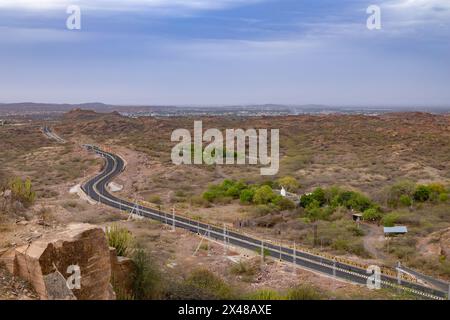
[[110, 247, 135, 297], [0, 223, 116, 300], [417, 227, 450, 259]]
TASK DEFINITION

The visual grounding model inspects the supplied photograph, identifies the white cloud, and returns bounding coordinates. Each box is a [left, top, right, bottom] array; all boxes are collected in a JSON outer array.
[[384, 0, 450, 21], [0, 0, 262, 12]]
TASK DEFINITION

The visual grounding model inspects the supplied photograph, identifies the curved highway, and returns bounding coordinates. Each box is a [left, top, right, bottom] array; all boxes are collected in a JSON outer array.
[[81, 144, 447, 300]]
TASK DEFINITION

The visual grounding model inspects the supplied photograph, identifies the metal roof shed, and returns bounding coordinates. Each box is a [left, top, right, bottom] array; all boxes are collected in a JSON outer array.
[[384, 226, 408, 236]]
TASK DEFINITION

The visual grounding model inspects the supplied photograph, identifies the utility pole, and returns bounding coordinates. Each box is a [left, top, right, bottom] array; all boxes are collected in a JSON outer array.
[[447, 283, 450, 300], [261, 240, 265, 267], [172, 207, 175, 232], [279, 241, 282, 261], [397, 261, 402, 287], [223, 224, 227, 257], [333, 259, 337, 290], [207, 225, 211, 257], [293, 242, 297, 275], [313, 223, 318, 247]]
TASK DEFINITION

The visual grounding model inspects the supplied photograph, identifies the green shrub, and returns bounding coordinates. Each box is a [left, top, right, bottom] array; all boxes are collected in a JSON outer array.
[[300, 188, 326, 208], [202, 179, 249, 203], [285, 285, 323, 300], [277, 176, 300, 192], [305, 203, 334, 221], [272, 196, 296, 211], [362, 208, 382, 222], [190, 195, 210, 207], [240, 188, 255, 204], [202, 190, 216, 202], [230, 261, 259, 282], [245, 289, 281, 300], [386, 180, 416, 208], [148, 195, 162, 205], [9, 177, 36, 207], [337, 191, 374, 212], [299, 193, 315, 208], [399, 195, 412, 207], [185, 269, 234, 299], [253, 185, 275, 205], [332, 238, 349, 252], [428, 183, 446, 199], [311, 188, 326, 206], [252, 204, 274, 216], [381, 213, 400, 227], [132, 247, 161, 300], [302, 187, 376, 213], [225, 186, 241, 199], [106, 224, 133, 257], [414, 185, 431, 202], [439, 193, 448, 202]]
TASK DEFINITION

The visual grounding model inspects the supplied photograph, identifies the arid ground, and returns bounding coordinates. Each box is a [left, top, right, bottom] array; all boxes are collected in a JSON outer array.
[[1, 110, 449, 299]]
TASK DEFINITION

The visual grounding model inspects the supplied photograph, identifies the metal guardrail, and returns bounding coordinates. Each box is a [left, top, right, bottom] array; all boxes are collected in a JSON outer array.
[[398, 264, 450, 293], [138, 195, 417, 282]]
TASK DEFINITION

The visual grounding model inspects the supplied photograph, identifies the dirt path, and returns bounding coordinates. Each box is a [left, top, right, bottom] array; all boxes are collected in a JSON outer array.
[[361, 223, 387, 261]]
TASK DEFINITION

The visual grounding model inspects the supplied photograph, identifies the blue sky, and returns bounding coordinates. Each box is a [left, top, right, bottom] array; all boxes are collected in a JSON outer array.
[[0, 0, 449, 106]]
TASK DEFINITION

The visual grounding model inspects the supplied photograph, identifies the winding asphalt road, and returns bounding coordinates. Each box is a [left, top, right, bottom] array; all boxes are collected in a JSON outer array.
[[42, 126, 66, 143], [79, 144, 448, 300]]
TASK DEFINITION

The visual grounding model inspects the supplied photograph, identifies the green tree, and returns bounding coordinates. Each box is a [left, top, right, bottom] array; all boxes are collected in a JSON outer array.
[[240, 189, 255, 204], [381, 213, 400, 227], [299, 193, 315, 208], [311, 188, 326, 206], [362, 208, 382, 222], [277, 176, 300, 192], [10, 177, 36, 207], [386, 180, 416, 207], [202, 190, 217, 202], [225, 186, 241, 199], [428, 183, 446, 201], [414, 185, 431, 202], [253, 185, 275, 205]]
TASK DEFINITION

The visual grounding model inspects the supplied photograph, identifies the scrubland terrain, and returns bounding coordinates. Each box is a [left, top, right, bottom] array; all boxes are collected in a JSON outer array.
[[1, 110, 450, 299]]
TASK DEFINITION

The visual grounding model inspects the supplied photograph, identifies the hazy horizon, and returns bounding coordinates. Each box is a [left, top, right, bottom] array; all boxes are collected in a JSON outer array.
[[1, 0, 450, 106]]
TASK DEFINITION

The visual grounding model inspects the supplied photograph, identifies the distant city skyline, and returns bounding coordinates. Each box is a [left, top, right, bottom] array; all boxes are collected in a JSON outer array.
[[1, 0, 449, 106]]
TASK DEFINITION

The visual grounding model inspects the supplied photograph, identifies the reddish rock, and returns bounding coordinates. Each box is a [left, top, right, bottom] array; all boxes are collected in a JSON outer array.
[[6, 223, 115, 300], [110, 247, 135, 297]]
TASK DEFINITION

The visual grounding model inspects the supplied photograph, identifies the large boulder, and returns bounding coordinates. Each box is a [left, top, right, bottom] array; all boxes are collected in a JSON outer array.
[[9, 223, 115, 300]]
